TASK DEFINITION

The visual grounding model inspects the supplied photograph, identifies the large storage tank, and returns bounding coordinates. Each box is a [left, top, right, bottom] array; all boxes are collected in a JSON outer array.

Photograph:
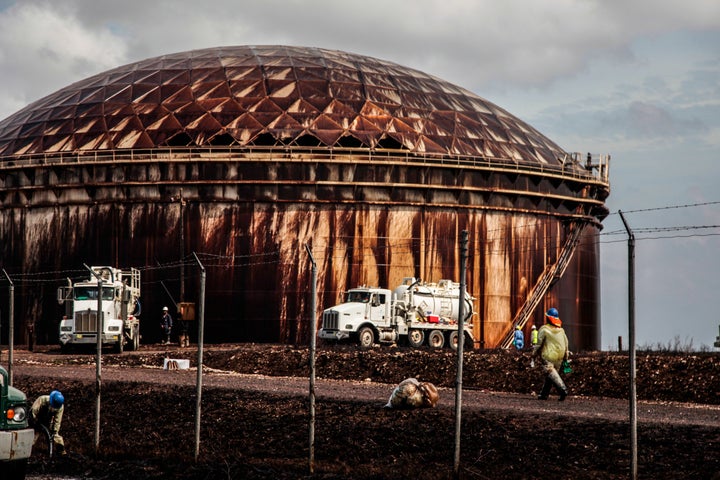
[[0, 46, 609, 350]]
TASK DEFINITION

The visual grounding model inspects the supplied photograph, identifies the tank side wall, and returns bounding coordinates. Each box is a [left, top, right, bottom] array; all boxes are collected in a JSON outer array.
[[0, 204, 601, 349]]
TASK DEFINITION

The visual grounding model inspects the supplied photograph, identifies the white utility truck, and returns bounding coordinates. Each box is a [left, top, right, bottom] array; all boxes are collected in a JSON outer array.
[[319, 277, 475, 349], [57, 266, 141, 353]]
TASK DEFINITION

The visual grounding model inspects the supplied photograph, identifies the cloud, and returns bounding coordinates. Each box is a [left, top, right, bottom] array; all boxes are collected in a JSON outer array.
[[521, 50, 720, 152], [1, 0, 719, 119], [5, 0, 720, 96], [0, 0, 718, 350], [625, 101, 707, 137], [0, 2, 127, 115]]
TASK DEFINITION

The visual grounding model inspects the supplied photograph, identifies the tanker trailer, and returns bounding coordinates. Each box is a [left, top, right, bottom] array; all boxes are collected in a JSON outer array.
[[319, 277, 475, 349]]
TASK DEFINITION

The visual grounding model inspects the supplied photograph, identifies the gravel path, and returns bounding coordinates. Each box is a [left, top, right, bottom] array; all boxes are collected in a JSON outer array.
[[15, 363, 720, 428]]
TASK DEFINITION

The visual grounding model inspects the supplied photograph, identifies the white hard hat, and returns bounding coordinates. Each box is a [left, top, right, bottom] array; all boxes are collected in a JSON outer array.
[[163, 306, 169, 311]]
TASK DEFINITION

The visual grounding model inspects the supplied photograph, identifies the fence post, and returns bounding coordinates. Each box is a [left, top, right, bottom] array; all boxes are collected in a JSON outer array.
[[84, 264, 103, 455], [453, 230, 468, 477], [305, 244, 317, 473], [619, 210, 637, 480], [192, 253, 206, 462], [2, 270, 13, 384]]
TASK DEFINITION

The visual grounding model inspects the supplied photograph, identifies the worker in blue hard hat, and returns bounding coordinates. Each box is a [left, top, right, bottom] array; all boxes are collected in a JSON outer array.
[[532, 307, 570, 401], [30, 389, 66, 455]]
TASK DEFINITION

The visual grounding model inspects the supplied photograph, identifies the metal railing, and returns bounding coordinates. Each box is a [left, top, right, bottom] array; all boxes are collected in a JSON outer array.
[[0, 146, 610, 186]]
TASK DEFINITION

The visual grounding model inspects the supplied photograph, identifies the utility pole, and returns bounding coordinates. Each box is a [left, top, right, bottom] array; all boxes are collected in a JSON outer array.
[[619, 210, 637, 480], [193, 253, 206, 462], [453, 230, 468, 478], [84, 264, 103, 455], [180, 191, 185, 303], [2, 269, 14, 384], [305, 244, 317, 473]]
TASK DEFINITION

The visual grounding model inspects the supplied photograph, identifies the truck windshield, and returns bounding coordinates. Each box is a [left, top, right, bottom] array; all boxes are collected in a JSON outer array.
[[74, 286, 114, 301], [347, 291, 371, 303]]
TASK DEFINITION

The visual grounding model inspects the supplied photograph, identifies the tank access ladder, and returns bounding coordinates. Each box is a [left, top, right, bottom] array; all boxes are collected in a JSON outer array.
[[500, 221, 588, 349]]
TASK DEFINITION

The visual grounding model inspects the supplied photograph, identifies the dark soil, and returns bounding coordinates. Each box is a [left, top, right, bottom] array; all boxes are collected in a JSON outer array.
[[8, 343, 720, 480]]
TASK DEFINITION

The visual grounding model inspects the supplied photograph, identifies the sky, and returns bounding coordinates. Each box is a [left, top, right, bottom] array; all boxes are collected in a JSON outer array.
[[0, 0, 718, 350]]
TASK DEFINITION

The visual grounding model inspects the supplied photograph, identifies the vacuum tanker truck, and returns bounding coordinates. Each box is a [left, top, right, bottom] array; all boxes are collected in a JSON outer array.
[[319, 277, 475, 349]]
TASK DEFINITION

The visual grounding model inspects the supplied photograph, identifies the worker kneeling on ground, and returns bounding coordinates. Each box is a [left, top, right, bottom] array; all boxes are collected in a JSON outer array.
[[30, 389, 66, 455], [385, 378, 439, 409]]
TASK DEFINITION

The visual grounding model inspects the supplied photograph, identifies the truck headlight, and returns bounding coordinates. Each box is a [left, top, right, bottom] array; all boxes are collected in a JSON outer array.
[[60, 326, 72, 332], [8, 406, 27, 422], [108, 326, 121, 332]]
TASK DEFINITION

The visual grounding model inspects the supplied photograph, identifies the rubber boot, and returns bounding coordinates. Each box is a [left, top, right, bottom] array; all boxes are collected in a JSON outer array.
[[548, 369, 568, 401], [558, 387, 568, 402], [537, 378, 552, 400]]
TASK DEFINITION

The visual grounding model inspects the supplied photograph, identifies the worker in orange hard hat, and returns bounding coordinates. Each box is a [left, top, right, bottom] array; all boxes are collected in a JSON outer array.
[[532, 307, 569, 401]]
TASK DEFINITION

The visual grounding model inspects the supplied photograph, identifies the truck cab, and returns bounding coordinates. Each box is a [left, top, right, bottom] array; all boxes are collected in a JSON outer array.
[[319, 287, 406, 347], [58, 266, 141, 353], [0, 366, 33, 480]]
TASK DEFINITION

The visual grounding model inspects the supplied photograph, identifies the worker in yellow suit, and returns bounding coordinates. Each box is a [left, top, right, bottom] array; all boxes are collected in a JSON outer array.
[[532, 308, 569, 401]]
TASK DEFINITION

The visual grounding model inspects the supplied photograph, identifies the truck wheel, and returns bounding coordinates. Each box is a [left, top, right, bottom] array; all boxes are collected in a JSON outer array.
[[358, 327, 375, 348], [449, 331, 460, 350], [408, 329, 425, 348], [449, 331, 474, 350], [428, 330, 445, 349], [129, 325, 140, 351]]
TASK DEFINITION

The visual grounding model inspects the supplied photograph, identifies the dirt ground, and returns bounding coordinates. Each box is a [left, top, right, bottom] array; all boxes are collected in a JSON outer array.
[[6, 343, 720, 480]]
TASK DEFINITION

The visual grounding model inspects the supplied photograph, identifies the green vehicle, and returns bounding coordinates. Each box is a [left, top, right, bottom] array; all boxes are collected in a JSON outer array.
[[0, 366, 33, 480]]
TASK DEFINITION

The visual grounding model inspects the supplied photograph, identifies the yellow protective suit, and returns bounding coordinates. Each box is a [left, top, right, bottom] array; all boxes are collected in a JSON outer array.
[[533, 323, 569, 400]]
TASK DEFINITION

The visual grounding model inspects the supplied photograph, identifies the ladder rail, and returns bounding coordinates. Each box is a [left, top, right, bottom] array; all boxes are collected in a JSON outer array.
[[500, 221, 587, 349]]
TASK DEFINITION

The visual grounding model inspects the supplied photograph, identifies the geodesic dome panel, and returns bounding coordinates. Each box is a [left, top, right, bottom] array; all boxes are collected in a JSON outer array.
[[0, 45, 570, 168]]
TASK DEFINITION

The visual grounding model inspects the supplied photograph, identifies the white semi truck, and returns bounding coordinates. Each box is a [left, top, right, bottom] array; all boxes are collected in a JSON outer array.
[[319, 277, 475, 349], [57, 266, 141, 353]]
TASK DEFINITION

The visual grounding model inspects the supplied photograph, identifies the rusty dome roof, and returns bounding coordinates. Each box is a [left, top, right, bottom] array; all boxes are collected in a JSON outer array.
[[0, 45, 569, 165]]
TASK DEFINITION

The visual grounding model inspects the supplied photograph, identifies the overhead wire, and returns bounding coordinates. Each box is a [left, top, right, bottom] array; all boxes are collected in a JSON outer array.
[[0, 200, 718, 284]]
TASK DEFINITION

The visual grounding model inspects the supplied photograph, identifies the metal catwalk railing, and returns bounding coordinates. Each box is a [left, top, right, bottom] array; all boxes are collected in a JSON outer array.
[[0, 146, 611, 186]]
